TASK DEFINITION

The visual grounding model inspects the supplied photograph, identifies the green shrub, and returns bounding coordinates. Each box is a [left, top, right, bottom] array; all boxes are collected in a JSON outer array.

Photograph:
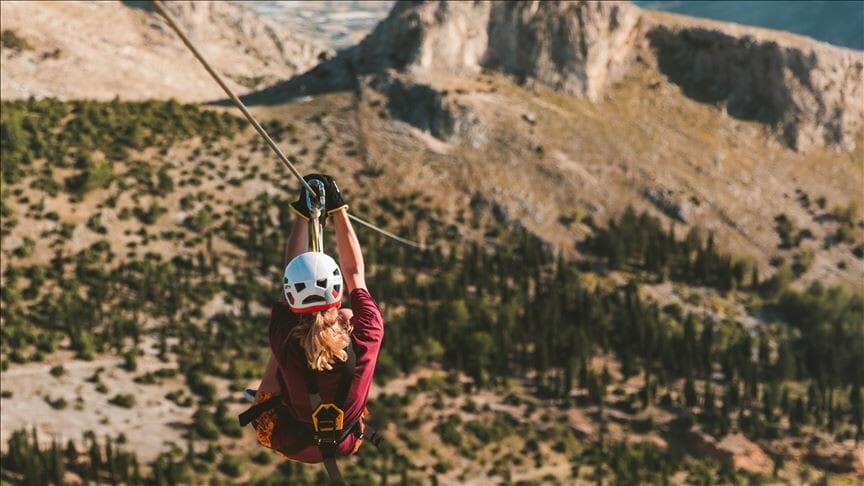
[[44, 396, 67, 410], [12, 237, 35, 258], [433, 415, 463, 448], [64, 162, 113, 195], [215, 402, 243, 438], [186, 371, 216, 404], [1, 29, 32, 52], [108, 394, 136, 408], [774, 214, 798, 248], [192, 408, 219, 440], [218, 454, 242, 477], [121, 351, 137, 372], [834, 223, 856, 244], [133, 201, 166, 225], [251, 450, 272, 465], [791, 250, 814, 276]]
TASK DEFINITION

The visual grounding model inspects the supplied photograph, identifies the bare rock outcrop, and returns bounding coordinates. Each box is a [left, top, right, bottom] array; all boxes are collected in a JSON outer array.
[[648, 24, 864, 152], [355, 1, 492, 75], [354, 0, 641, 100], [643, 186, 693, 223], [377, 77, 486, 148], [246, 0, 862, 152], [484, 1, 641, 100], [294, 0, 636, 144], [0, 0, 328, 101], [348, 0, 861, 151]]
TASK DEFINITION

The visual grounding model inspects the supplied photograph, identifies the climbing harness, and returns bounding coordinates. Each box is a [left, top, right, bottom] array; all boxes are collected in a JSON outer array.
[[150, 0, 423, 249], [303, 340, 356, 484], [238, 345, 385, 485]]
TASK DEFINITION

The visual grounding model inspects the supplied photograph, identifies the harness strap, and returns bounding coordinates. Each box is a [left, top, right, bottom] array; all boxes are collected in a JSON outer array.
[[335, 342, 357, 406], [238, 394, 280, 427], [239, 344, 362, 485], [238, 394, 366, 443], [303, 343, 357, 485], [323, 458, 346, 485]]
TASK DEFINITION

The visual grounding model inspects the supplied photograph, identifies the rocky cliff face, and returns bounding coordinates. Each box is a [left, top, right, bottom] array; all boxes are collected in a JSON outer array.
[[354, 0, 640, 100], [340, 0, 863, 152], [355, 1, 492, 76], [648, 24, 863, 152], [485, 1, 641, 100], [0, 1, 328, 101]]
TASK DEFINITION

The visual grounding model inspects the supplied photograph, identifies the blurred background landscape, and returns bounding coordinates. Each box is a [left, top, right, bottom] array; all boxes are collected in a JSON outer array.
[[1, 1, 862, 484]]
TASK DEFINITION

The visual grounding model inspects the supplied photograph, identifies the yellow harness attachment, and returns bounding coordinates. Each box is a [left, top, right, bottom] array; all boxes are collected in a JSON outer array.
[[312, 403, 345, 434]]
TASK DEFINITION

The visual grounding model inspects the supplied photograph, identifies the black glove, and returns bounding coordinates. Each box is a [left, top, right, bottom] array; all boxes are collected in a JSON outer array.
[[289, 174, 348, 220], [323, 175, 348, 214]]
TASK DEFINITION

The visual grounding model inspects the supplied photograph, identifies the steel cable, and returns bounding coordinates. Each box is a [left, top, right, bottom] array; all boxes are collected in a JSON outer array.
[[150, 0, 423, 249]]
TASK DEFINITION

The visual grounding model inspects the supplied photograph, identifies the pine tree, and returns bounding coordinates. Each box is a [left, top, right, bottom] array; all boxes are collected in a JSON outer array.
[[775, 340, 796, 381], [699, 319, 714, 377], [851, 383, 863, 442], [790, 397, 806, 435], [780, 387, 791, 416], [50, 440, 65, 486], [684, 374, 698, 408]]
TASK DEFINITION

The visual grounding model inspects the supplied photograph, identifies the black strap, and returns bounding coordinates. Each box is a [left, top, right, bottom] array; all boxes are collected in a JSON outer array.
[[307, 343, 357, 485], [238, 395, 364, 443], [238, 395, 280, 427], [239, 344, 360, 485], [335, 343, 357, 407]]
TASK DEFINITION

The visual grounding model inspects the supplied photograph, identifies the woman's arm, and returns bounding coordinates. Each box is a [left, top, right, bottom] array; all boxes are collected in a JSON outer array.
[[255, 354, 280, 401], [283, 215, 309, 267], [332, 209, 366, 292]]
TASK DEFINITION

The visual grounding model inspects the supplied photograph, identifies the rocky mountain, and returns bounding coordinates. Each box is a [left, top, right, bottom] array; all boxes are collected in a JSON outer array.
[[355, 1, 642, 101], [647, 13, 864, 152], [240, 0, 862, 289], [260, 0, 862, 153], [2, 2, 863, 484], [0, 0, 328, 101]]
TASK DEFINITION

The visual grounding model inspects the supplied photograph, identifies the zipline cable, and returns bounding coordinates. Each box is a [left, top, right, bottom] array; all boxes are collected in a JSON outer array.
[[150, 0, 424, 250]]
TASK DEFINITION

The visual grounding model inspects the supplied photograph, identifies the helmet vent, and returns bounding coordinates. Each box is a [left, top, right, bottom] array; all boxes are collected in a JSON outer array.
[[316, 278, 327, 288], [333, 284, 341, 293], [333, 268, 340, 276], [302, 295, 326, 304], [294, 282, 306, 292]]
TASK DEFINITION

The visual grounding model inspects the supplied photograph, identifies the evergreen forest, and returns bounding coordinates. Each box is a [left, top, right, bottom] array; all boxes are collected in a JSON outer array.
[[1, 98, 862, 485]]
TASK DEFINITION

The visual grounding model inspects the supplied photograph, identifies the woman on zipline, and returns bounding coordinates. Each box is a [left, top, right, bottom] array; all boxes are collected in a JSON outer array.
[[242, 174, 383, 468]]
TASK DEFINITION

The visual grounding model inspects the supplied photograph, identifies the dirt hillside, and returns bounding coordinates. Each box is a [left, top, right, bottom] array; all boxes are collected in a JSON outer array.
[[0, 0, 328, 101], [241, 0, 864, 289]]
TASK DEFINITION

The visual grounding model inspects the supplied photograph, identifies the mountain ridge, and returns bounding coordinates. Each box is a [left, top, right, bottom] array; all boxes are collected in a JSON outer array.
[[250, 0, 862, 153]]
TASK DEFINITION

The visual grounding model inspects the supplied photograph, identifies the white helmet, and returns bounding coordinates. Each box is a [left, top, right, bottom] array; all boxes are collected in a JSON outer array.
[[283, 252, 344, 313]]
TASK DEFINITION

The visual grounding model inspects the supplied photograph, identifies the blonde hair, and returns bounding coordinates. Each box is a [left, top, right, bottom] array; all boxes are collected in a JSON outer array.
[[292, 308, 352, 371]]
